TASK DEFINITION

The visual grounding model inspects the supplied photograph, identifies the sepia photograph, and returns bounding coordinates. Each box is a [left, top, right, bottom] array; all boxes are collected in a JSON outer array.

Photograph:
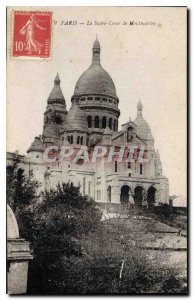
[[6, 6, 187, 295]]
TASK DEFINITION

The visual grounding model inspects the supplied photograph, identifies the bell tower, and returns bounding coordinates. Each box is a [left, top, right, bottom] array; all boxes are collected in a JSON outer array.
[[43, 73, 67, 144]]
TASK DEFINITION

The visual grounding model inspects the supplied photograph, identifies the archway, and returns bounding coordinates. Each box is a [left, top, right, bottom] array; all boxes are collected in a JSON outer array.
[[120, 185, 130, 205], [134, 186, 145, 207], [147, 186, 157, 206]]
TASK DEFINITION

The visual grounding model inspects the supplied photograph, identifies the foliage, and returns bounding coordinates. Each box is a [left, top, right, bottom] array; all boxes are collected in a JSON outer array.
[[6, 159, 41, 240], [27, 182, 102, 293], [159, 274, 187, 294], [7, 160, 187, 294], [29, 254, 165, 295], [7, 160, 40, 209]]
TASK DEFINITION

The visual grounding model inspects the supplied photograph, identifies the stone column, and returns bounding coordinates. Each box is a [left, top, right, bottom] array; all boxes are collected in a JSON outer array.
[[99, 117, 102, 129], [92, 116, 95, 128], [111, 184, 120, 204]]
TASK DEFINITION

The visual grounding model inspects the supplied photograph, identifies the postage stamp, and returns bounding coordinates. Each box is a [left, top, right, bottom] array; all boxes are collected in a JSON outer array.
[[11, 11, 52, 59]]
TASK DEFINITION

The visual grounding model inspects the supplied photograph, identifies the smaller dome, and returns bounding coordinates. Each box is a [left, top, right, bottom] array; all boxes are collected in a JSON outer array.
[[48, 73, 65, 102], [133, 100, 152, 140], [134, 116, 152, 140], [27, 136, 43, 153], [7, 205, 19, 239], [66, 98, 88, 132]]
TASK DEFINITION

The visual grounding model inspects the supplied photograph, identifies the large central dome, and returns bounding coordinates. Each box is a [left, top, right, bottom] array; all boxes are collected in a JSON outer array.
[[74, 65, 117, 98], [74, 38, 117, 98], [71, 38, 120, 140]]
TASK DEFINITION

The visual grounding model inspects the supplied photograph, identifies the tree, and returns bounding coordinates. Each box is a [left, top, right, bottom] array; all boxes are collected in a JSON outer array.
[[6, 158, 41, 240], [27, 182, 102, 294], [7, 159, 102, 294]]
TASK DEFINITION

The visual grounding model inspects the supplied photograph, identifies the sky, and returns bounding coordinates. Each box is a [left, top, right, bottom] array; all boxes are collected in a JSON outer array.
[[7, 6, 187, 196]]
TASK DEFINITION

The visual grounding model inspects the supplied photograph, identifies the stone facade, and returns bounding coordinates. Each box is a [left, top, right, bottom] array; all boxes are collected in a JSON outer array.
[[7, 205, 33, 294], [7, 38, 169, 207]]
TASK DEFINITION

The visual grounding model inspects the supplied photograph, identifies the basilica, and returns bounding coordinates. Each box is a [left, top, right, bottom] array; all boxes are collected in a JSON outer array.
[[8, 38, 169, 208]]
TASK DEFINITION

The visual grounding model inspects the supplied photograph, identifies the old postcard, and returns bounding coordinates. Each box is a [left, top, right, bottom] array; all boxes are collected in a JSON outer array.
[[6, 6, 187, 295]]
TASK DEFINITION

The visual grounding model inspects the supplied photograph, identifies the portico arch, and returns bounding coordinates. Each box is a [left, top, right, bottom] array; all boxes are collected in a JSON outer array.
[[134, 186, 145, 207], [147, 186, 157, 206], [120, 185, 131, 205]]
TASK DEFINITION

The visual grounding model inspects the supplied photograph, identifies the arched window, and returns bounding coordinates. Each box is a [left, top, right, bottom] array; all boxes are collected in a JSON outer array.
[[70, 135, 73, 144], [80, 136, 83, 145], [127, 126, 134, 142], [115, 161, 118, 173], [67, 136, 70, 143], [113, 119, 116, 131], [77, 136, 80, 144], [102, 116, 106, 129], [54, 115, 62, 124], [94, 116, 99, 128], [109, 118, 112, 130], [87, 116, 92, 128], [140, 163, 143, 175], [107, 186, 111, 202]]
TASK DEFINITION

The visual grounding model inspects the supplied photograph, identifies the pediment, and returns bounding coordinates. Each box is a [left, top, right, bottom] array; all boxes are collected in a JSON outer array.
[[112, 131, 146, 146], [122, 120, 137, 128]]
